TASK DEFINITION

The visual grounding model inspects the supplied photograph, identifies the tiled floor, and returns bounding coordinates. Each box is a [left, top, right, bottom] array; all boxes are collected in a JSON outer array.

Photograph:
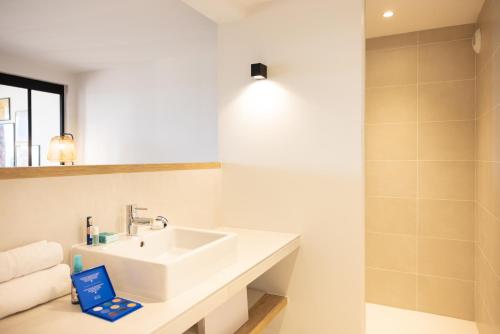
[[366, 303, 478, 334]]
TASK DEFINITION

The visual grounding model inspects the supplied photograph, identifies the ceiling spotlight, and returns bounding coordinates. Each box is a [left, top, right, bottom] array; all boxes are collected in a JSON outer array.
[[383, 10, 394, 18]]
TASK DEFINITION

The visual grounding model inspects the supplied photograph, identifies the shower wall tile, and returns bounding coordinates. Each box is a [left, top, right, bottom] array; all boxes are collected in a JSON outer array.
[[418, 199, 474, 240], [366, 123, 417, 160], [417, 275, 474, 320], [366, 23, 477, 320], [419, 161, 474, 200], [477, 294, 498, 334], [477, 0, 500, 72], [366, 197, 417, 234], [418, 24, 475, 44], [479, 108, 500, 164], [478, 60, 493, 117], [477, 161, 500, 223], [366, 47, 418, 87], [476, 274, 499, 334], [418, 121, 475, 161], [366, 32, 418, 51], [366, 268, 417, 309], [490, 162, 500, 218], [477, 161, 494, 211], [493, 51, 500, 110], [366, 85, 418, 123], [366, 161, 417, 197], [476, 250, 500, 331], [476, 205, 500, 276], [366, 232, 417, 272], [418, 238, 474, 280], [477, 1, 500, 332], [419, 39, 475, 82], [478, 51, 500, 118], [418, 80, 475, 121], [478, 111, 494, 161], [492, 107, 500, 162]]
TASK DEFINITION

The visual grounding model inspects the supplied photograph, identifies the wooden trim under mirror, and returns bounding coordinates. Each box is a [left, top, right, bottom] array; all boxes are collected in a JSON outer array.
[[0, 162, 221, 180]]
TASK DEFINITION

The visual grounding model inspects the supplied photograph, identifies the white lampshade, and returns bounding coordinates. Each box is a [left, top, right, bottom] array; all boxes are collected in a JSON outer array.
[[47, 133, 76, 164]]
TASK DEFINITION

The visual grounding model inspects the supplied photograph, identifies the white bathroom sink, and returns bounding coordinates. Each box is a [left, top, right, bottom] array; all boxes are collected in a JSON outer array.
[[71, 226, 238, 301]]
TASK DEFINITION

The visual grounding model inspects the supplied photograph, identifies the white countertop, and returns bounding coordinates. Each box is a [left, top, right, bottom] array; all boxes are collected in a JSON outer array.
[[0, 227, 300, 334]]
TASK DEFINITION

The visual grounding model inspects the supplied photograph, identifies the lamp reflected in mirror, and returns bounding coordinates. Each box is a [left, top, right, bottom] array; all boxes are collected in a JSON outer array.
[[47, 133, 76, 166]]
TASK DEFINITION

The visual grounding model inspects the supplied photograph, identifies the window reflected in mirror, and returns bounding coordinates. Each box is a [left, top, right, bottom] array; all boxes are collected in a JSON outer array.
[[0, 73, 64, 167]]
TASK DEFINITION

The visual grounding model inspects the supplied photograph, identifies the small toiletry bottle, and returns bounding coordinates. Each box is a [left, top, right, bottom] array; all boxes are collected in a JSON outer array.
[[92, 226, 100, 246], [71, 255, 83, 304], [86, 216, 93, 246]]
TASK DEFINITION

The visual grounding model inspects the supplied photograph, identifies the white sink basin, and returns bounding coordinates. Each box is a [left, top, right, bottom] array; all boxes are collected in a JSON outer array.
[[71, 226, 238, 301]]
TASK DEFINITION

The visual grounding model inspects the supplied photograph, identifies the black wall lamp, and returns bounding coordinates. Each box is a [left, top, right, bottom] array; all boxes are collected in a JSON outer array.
[[251, 63, 267, 80]]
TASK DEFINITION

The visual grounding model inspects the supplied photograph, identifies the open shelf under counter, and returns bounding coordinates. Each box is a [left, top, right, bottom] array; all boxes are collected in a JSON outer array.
[[235, 289, 287, 334]]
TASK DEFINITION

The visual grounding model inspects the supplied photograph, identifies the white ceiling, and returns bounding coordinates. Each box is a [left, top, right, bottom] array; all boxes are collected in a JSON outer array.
[[1, 0, 485, 72], [0, 0, 218, 73], [181, 0, 272, 23], [366, 0, 485, 38]]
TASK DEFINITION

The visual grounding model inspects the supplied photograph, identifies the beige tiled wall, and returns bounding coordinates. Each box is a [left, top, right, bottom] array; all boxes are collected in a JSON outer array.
[[476, 0, 500, 333], [0, 169, 220, 263], [366, 24, 476, 320]]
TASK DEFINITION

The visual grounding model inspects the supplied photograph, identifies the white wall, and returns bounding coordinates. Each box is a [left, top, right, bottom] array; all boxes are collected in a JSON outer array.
[[77, 21, 218, 165], [218, 0, 365, 333]]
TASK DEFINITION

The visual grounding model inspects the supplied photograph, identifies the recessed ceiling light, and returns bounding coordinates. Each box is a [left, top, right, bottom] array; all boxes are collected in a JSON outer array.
[[383, 10, 394, 18]]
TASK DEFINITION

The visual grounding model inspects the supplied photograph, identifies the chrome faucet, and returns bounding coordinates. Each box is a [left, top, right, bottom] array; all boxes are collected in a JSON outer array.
[[126, 204, 154, 236]]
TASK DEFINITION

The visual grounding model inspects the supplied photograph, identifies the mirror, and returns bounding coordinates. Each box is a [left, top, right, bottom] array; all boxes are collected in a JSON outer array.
[[0, 0, 218, 167]]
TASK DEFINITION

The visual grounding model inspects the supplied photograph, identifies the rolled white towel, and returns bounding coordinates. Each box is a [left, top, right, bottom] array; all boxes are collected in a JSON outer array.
[[0, 240, 63, 283], [0, 252, 15, 283], [0, 263, 71, 319]]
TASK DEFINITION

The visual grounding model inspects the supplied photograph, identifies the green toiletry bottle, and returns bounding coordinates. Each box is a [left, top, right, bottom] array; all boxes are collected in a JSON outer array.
[[71, 255, 83, 304]]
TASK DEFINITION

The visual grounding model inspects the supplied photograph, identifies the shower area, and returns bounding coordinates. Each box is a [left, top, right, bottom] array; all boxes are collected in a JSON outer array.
[[365, 1, 500, 333]]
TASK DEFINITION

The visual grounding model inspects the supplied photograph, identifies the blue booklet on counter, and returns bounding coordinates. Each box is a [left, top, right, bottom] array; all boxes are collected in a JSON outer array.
[[71, 265, 142, 322]]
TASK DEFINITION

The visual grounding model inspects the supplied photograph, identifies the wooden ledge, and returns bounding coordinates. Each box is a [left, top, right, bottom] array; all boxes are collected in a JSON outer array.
[[0, 162, 221, 180], [235, 294, 287, 334]]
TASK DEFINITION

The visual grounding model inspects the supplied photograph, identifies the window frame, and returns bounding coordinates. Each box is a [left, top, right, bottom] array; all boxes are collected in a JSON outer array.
[[0, 72, 65, 166]]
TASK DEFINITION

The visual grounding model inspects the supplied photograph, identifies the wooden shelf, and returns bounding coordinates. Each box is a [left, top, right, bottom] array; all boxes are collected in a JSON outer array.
[[0, 162, 221, 180], [235, 293, 287, 334]]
